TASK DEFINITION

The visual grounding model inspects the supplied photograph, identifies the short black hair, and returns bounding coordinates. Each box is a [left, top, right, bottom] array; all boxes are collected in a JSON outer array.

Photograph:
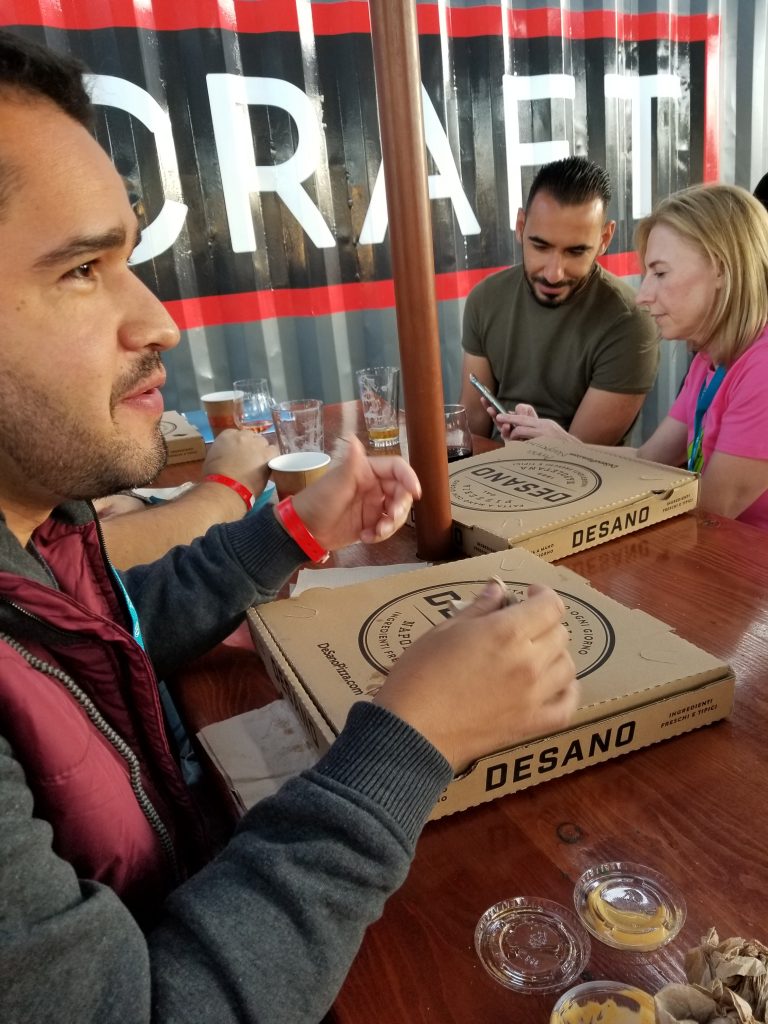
[[0, 30, 92, 128], [754, 172, 768, 213], [526, 156, 612, 213], [0, 31, 93, 216]]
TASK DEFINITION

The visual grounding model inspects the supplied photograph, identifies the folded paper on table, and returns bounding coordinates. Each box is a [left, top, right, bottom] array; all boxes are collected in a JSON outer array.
[[131, 483, 196, 503], [291, 562, 429, 596], [197, 700, 317, 813], [198, 562, 430, 812]]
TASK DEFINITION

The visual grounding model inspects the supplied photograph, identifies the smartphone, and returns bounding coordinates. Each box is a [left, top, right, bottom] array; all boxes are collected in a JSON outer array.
[[468, 373, 507, 415]]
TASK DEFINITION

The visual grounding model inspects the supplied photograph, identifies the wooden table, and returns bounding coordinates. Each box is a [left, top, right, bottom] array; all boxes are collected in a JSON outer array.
[[165, 402, 768, 1021]]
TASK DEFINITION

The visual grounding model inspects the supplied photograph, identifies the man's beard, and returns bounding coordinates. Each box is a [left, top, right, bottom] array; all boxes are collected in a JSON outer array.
[[523, 263, 596, 308], [0, 354, 168, 502]]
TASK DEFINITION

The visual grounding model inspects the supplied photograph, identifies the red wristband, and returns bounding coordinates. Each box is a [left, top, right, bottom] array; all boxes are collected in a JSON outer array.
[[275, 496, 329, 563], [204, 473, 254, 509]]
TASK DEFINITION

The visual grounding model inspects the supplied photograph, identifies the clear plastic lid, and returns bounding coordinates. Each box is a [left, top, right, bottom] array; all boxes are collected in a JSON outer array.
[[550, 980, 657, 1023], [474, 897, 591, 994], [573, 862, 686, 952]]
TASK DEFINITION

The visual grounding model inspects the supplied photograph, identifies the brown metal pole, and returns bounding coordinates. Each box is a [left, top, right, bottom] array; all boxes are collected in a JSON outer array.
[[368, 0, 454, 560]]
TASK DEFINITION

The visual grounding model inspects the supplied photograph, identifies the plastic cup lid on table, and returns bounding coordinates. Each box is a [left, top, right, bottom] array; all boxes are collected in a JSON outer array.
[[474, 896, 591, 994]]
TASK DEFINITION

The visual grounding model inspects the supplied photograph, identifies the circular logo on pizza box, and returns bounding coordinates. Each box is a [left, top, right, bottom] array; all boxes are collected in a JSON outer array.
[[358, 580, 614, 679], [450, 457, 602, 512]]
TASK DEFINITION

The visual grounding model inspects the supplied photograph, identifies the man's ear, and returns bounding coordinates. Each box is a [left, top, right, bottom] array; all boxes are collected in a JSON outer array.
[[515, 208, 526, 244], [598, 219, 616, 255]]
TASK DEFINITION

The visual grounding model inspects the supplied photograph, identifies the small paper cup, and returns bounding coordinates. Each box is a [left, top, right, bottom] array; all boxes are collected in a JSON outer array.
[[268, 451, 331, 499], [201, 389, 243, 436]]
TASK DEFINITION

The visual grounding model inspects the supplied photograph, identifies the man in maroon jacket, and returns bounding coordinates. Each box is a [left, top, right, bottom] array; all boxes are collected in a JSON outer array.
[[0, 29, 576, 1024]]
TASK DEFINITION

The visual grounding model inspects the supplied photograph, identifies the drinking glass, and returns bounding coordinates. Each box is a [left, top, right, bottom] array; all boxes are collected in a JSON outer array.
[[233, 378, 276, 436], [444, 404, 473, 462], [272, 399, 324, 453], [355, 366, 400, 447]]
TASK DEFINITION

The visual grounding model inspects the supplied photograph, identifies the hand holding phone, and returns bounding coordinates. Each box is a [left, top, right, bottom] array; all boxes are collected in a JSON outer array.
[[468, 373, 507, 415]]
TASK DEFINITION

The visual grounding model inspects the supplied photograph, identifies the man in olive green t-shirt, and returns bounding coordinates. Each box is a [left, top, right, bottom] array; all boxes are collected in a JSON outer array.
[[459, 157, 659, 443]]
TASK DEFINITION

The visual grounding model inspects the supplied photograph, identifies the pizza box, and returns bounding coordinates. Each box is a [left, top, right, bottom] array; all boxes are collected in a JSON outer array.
[[248, 548, 733, 819], [160, 411, 207, 465], [438, 438, 697, 561]]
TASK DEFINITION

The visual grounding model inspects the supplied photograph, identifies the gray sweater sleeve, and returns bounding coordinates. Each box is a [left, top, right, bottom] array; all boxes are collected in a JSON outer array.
[[122, 504, 307, 678], [0, 702, 453, 1024]]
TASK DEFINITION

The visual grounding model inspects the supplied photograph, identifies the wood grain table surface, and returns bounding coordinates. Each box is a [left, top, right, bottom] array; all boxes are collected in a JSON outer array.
[[161, 401, 768, 1022]]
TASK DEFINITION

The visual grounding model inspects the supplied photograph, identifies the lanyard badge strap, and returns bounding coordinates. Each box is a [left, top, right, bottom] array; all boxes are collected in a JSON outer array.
[[687, 364, 726, 473], [111, 568, 146, 651]]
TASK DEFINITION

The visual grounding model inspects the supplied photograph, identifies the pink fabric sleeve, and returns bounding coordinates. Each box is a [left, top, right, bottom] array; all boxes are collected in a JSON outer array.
[[714, 343, 768, 459]]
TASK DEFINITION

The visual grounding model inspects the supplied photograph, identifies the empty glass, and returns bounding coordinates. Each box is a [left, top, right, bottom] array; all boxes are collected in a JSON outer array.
[[272, 399, 324, 453]]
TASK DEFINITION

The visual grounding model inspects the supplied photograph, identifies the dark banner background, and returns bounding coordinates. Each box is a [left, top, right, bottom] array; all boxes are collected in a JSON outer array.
[[1, 2, 724, 437], [7, 10, 712, 315]]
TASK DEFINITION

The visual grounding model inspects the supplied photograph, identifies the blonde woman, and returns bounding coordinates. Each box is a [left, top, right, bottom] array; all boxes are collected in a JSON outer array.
[[490, 184, 768, 529]]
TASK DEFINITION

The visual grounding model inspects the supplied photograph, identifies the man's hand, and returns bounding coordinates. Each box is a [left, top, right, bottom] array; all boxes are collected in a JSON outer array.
[[100, 429, 279, 568], [374, 581, 577, 772], [203, 428, 278, 497], [493, 402, 572, 443], [289, 435, 421, 551]]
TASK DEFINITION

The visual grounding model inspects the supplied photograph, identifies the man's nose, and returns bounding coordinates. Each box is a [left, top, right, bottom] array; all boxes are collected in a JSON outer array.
[[542, 253, 565, 282], [120, 274, 180, 353]]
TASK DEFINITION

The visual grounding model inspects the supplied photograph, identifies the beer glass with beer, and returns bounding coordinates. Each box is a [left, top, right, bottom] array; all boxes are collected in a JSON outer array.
[[355, 366, 400, 448]]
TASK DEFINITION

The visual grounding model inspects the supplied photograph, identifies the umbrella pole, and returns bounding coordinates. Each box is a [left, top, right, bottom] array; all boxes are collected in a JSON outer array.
[[368, 0, 454, 560]]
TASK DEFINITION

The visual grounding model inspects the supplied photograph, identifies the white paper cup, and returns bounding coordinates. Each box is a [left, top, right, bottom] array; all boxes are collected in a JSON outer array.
[[268, 451, 331, 499]]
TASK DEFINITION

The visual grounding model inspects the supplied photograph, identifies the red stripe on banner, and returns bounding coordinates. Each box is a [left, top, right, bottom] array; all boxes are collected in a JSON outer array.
[[164, 279, 396, 330], [599, 251, 641, 277], [703, 15, 720, 181], [165, 252, 641, 330], [519, 11, 711, 43], [1, 1, 713, 41]]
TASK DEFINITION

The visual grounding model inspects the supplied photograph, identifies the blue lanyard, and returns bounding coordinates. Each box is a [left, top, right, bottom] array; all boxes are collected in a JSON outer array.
[[687, 364, 726, 473], [110, 568, 146, 651]]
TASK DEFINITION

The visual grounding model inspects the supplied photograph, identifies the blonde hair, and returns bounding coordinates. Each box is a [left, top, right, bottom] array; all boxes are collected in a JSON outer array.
[[634, 184, 768, 364]]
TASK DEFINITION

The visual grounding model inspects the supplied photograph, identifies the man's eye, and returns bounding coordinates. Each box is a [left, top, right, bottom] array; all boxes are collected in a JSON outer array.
[[67, 262, 95, 280]]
